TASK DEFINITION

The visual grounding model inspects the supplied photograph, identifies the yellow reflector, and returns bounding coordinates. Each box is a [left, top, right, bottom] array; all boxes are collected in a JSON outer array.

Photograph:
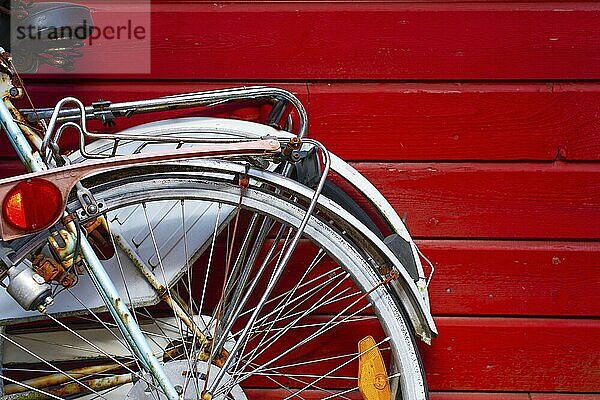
[[358, 336, 391, 400]]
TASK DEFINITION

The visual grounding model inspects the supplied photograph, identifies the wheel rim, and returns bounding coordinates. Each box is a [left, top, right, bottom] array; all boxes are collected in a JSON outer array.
[[2, 169, 426, 400]]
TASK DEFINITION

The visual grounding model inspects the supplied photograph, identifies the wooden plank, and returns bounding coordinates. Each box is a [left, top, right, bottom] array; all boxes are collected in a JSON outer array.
[[244, 391, 600, 399], [354, 162, 600, 239], [3, 159, 600, 239], [22, 2, 600, 80], [420, 240, 600, 317], [186, 239, 600, 318], [212, 316, 600, 392], [554, 83, 600, 160], [0, 160, 26, 178], [430, 394, 528, 400], [531, 395, 600, 400], [433, 395, 600, 400], [6, 82, 600, 160], [309, 83, 600, 161], [420, 317, 600, 392]]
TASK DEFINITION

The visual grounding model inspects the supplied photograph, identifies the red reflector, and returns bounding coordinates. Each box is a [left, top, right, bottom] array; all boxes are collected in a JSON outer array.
[[2, 178, 63, 231]]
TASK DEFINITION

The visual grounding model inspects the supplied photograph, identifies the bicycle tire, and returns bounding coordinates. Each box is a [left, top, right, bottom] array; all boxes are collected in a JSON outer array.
[[2, 162, 428, 400]]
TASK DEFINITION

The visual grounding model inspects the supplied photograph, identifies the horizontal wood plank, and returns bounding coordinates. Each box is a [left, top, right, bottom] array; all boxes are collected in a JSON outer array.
[[431, 395, 527, 400], [244, 391, 600, 399], [2, 161, 599, 239], [309, 83, 600, 161], [353, 162, 600, 239], [21, 3, 600, 80], [420, 317, 600, 392], [420, 240, 600, 317], [4, 82, 600, 160], [229, 316, 600, 392], [530, 395, 600, 400]]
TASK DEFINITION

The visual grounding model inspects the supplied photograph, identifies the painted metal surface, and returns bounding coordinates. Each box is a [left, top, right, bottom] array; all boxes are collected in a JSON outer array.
[[84, 159, 436, 341], [67, 174, 428, 399], [37, 87, 306, 162], [0, 85, 180, 398]]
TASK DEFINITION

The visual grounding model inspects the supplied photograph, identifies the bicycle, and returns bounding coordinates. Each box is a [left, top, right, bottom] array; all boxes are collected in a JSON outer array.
[[0, 6, 436, 399]]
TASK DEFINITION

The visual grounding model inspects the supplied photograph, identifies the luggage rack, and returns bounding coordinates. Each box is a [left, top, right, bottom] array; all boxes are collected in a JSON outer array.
[[19, 86, 307, 163]]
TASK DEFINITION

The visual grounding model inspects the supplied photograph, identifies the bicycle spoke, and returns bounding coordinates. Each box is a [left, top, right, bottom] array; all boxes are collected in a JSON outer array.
[[142, 203, 200, 397], [42, 313, 156, 390], [281, 337, 390, 400], [239, 273, 353, 368], [0, 331, 110, 400], [3, 171, 424, 399], [232, 301, 371, 386]]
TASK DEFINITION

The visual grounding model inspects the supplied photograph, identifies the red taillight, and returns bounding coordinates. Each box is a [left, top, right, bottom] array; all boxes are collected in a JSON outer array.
[[2, 178, 63, 231]]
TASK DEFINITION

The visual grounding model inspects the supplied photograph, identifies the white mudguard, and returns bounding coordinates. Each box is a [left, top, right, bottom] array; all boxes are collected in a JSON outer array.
[[0, 117, 436, 343]]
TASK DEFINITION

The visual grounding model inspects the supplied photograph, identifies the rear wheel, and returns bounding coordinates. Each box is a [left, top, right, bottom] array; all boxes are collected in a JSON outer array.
[[2, 162, 427, 400]]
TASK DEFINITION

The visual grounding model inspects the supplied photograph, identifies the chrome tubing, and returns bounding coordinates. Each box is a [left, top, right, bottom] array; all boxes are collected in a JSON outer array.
[[31, 85, 308, 137], [40, 87, 307, 162]]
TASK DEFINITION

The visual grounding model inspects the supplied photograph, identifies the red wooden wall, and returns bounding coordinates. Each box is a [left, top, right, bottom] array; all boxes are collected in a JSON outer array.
[[2, 1, 600, 398]]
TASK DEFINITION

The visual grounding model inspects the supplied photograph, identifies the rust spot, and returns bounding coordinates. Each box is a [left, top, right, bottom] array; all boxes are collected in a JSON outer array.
[[239, 175, 250, 188], [212, 348, 230, 368], [552, 256, 561, 265], [33, 254, 76, 287]]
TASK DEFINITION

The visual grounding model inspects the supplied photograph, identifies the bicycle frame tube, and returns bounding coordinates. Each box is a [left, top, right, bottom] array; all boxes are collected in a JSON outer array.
[[0, 99, 45, 172], [0, 99, 181, 400]]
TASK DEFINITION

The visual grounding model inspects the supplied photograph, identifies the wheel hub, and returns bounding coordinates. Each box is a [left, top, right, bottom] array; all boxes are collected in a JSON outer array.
[[125, 360, 247, 400]]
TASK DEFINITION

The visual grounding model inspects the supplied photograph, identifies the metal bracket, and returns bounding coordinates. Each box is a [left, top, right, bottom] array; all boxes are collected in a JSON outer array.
[[91, 100, 117, 127], [75, 182, 102, 218]]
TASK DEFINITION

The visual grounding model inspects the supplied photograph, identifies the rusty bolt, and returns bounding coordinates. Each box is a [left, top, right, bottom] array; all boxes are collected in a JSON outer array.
[[289, 136, 302, 149], [239, 175, 250, 188], [282, 136, 302, 157]]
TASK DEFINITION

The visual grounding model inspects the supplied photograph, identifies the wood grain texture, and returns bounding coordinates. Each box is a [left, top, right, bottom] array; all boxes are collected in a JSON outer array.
[[244, 392, 600, 399], [419, 240, 600, 317], [22, 2, 600, 80], [420, 317, 600, 392], [430, 395, 528, 400], [0, 161, 26, 178], [353, 162, 600, 239], [5, 82, 600, 160], [3, 161, 600, 239], [530, 395, 600, 400], [2, 1, 599, 396], [309, 83, 600, 161]]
